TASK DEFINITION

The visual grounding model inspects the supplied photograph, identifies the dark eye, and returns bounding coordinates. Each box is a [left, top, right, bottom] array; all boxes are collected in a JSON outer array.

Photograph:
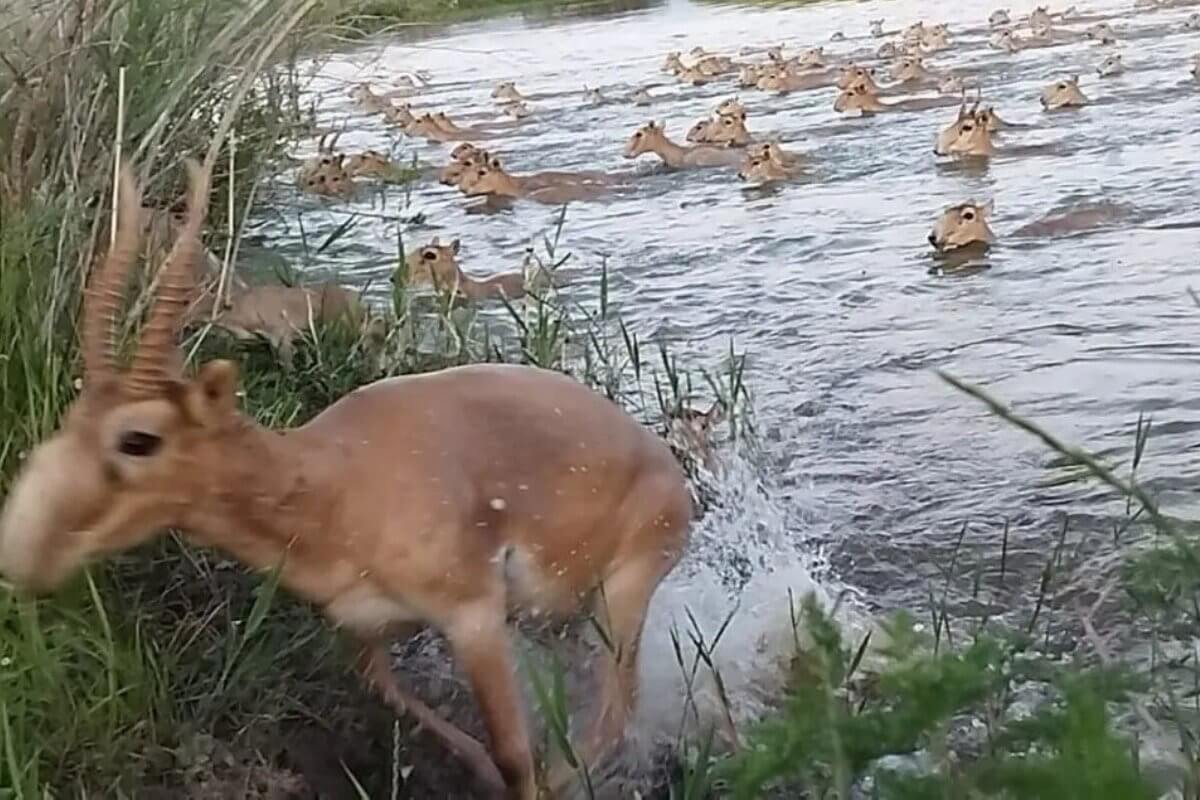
[[634, 131, 643, 138], [962, 123, 974, 132], [118, 430, 162, 457], [422, 249, 438, 260], [962, 210, 975, 221], [1057, 83, 1066, 90]]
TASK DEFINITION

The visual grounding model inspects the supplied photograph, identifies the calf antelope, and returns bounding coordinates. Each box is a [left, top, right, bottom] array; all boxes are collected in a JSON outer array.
[[685, 110, 752, 146], [891, 56, 936, 86], [498, 99, 532, 119], [0, 159, 693, 800], [298, 153, 356, 199], [492, 80, 526, 102], [935, 107, 995, 157], [349, 83, 392, 114], [834, 77, 959, 115], [1040, 75, 1088, 109], [870, 18, 886, 37], [458, 158, 615, 205], [747, 141, 804, 170], [737, 152, 794, 184], [623, 121, 744, 168], [1097, 53, 1125, 77], [990, 8, 1012, 27], [930, 198, 1130, 251], [921, 24, 951, 52], [346, 150, 403, 181], [837, 64, 882, 92], [403, 237, 528, 301], [1085, 22, 1117, 43], [582, 84, 607, 106], [929, 200, 996, 251], [191, 280, 366, 366]]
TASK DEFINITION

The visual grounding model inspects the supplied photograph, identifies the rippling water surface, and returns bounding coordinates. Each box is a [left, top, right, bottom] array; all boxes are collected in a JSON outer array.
[[258, 0, 1200, 694]]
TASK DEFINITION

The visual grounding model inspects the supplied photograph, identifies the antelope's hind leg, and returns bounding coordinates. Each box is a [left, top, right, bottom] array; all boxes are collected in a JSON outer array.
[[353, 638, 509, 796], [546, 483, 691, 794]]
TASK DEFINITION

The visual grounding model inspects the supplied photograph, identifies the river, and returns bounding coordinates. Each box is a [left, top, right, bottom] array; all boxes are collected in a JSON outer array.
[[253, 0, 1200, 785]]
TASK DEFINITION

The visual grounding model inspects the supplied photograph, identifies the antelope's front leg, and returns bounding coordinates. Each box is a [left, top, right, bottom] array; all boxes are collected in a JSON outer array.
[[444, 600, 538, 800]]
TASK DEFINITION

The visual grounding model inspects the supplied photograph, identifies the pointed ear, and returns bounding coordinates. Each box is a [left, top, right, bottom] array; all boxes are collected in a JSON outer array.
[[980, 199, 995, 217], [1071, 74, 1079, 84], [431, 236, 441, 246], [450, 238, 461, 255], [182, 360, 240, 426]]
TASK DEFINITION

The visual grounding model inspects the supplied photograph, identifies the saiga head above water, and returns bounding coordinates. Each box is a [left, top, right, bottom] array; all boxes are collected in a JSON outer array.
[[1097, 53, 1124, 77], [1040, 75, 1088, 109], [491, 80, 525, 101], [737, 153, 790, 184], [892, 56, 930, 83], [870, 18, 885, 37], [345, 150, 393, 179], [833, 79, 885, 113], [715, 97, 746, 117], [403, 236, 464, 288], [989, 8, 1011, 27], [929, 200, 996, 251], [624, 120, 667, 158], [837, 64, 879, 90], [934, 105, 994, 157]]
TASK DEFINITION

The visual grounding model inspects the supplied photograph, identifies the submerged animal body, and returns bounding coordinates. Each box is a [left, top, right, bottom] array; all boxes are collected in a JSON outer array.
[[929, 198, 1131, 251], [403, 237, 529, 300], [623, 121, 744, 168]]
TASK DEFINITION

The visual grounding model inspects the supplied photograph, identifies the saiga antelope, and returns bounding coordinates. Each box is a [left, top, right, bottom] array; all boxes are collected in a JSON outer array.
[[0, 160, 693, 799]]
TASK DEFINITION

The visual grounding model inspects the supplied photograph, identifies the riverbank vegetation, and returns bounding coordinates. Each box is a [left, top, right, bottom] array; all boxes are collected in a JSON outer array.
[[2, 0, 1198, 798]]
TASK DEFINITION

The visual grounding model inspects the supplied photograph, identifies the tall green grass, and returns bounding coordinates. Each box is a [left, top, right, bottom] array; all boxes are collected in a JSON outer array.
[[2, 1, 1194, 798]]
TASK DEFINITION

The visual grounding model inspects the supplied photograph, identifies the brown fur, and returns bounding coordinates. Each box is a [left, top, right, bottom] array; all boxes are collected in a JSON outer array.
[[192, 281, 365, 365], [349, 83, 392, 114], [1040, 75, 1088, 109], [834, 77, 959, 114], [929, 200, 996, 251], [298, 153, 356, 199], [685, 111, 752, 146], [345, 150, 396, 179], [737, 153, 792, 184], [623, 121, 745, 168], [459, 161, 611, 204], [0, 160, 692, 800], [403, 237, 528, 301]]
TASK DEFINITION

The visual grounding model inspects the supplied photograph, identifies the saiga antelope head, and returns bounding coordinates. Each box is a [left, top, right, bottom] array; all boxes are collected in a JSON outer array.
[[0, 160, 220, 592]]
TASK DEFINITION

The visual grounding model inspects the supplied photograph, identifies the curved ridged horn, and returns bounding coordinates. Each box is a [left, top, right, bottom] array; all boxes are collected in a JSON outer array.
[[83, 161, 142, 384], [125, 159, 211, 398]]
